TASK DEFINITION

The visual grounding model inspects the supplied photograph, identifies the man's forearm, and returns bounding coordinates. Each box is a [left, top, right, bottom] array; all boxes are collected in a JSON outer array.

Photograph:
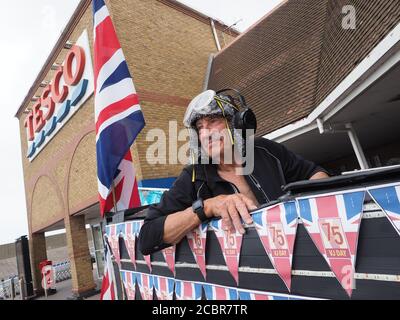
[[163, 207, 201, 244]]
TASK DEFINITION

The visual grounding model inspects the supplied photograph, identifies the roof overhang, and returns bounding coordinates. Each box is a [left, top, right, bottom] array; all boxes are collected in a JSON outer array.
[[265, 22, 400, 145]]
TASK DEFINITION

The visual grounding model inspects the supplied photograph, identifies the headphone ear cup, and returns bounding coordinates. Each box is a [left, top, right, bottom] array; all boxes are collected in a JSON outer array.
[[234, 109, 257, 132]]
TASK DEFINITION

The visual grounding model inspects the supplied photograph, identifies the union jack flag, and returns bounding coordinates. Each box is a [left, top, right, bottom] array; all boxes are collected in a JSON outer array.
[[93, 0, 145, 216], [297, 190, 365, 297], [174, 280, 202, 300], [100, 239, 117, 300], [203, 283, 238, 300]]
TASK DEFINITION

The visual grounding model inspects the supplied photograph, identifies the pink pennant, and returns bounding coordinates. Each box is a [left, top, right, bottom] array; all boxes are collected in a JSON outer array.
[[253, 202, 298, 291], [123, 271, 136, 300], [108, 225, 121, 268], [137, 220, 152, 272], [138, 273, 153, 300], [162, 246, 176, 275], [154, 276, 174, 300], [211, 220, 243, 285], [186, 223, 208, 279], [124, 222, 136, 268], [298, 192, 365, 297]]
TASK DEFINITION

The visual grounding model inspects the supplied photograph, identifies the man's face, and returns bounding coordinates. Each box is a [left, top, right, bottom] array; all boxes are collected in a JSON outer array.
[[196, 116, 231, 162]]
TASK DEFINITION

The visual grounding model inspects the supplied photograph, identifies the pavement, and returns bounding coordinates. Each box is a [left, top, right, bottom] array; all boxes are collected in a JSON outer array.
[[34, 269, 102, 300]]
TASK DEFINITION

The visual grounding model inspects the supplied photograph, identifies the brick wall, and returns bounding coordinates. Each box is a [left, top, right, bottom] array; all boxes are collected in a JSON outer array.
[[17, 0, 236, 234], [208, 0, 329, 136], [207, 0, 400, 135], [315, 0, 400, 106]]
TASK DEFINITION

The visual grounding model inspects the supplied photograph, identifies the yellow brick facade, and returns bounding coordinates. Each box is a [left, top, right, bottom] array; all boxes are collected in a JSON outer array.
[[16, 0, 236, 295]]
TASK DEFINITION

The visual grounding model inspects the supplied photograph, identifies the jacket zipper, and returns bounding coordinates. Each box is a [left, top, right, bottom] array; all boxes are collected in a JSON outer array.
[[249, 174, 270, 203]]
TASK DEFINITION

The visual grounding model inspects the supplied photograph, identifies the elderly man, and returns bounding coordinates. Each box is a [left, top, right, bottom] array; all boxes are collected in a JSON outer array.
[[139, 90, 329, 255]]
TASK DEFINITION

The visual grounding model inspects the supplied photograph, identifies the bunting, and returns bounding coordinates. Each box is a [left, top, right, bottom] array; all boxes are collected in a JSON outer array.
[[105, 224, 121, 267], [120, 270, 136, 300], [252, 201, 298, 291], [153, 275, 175, 300], [186, 222, 208, 279], [203, 283, 238, 300], [174, 280, 203, 300], [136, 273, 154, 300], [297, 190, 365, 297], [368, 183, 400, 235], [161, 246, 176, 275], [123, 221, 138, 268], [210, 219, 243, 284]]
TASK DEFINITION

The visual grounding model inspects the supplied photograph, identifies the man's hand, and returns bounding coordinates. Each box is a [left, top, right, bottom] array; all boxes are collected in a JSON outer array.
[[309, 171, 329, 180], [204, 194, 257, 234]]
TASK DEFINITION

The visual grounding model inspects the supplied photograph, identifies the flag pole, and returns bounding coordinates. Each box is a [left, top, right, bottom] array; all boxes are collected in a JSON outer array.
[[111, 181, 126, 301]]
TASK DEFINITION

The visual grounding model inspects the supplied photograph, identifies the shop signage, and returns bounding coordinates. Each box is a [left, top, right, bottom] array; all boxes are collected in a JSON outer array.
[[24, 29, 94, 161]]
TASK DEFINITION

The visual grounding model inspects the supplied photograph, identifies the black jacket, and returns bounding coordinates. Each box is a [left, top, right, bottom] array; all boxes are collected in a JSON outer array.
[[138, 137, 327, 255]]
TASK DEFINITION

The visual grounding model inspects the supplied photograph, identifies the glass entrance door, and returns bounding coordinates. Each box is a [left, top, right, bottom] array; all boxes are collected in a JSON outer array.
[[91, 223, 105, 279]]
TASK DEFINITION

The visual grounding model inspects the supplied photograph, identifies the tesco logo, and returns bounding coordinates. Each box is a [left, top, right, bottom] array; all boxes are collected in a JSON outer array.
[[24, 30, 94, 160]]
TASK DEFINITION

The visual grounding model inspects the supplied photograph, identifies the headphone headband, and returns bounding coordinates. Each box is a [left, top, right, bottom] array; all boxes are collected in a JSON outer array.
[[215, 88, 247, 110]]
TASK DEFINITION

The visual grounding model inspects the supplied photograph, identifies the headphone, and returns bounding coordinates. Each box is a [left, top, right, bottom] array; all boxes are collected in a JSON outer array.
[[215, 88, 257, 133]]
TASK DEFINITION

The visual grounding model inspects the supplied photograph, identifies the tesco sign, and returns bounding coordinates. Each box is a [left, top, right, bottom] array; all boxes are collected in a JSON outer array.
[[24, 30, 94, 161]]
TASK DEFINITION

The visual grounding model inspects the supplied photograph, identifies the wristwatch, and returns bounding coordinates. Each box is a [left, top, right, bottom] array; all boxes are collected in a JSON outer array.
[[192, 198, 209, 222]]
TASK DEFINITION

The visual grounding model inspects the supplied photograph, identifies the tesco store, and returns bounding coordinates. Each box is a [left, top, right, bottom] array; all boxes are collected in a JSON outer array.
[[15, 0, 235, 297]]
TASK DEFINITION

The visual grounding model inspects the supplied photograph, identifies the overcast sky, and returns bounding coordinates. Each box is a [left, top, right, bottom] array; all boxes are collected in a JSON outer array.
[[0, 0, 282, 245]]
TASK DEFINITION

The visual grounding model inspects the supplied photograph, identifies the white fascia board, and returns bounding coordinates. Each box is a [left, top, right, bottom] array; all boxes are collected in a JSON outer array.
[[265, 22, 400, 143]]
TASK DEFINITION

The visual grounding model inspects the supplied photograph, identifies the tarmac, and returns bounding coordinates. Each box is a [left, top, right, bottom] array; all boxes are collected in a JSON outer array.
[[34, 269, 102, 300]]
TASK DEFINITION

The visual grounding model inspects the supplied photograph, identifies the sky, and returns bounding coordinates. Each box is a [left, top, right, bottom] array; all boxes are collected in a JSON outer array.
[[0, 0, 282, 245]]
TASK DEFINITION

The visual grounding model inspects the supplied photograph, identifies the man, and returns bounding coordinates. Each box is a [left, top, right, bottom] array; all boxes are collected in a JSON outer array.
[[139, 90, 329, 255]]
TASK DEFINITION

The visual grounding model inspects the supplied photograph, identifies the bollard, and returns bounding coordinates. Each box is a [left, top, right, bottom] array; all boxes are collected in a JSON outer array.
[[19, 277, 26, 300], [10, 279, 16, 300]]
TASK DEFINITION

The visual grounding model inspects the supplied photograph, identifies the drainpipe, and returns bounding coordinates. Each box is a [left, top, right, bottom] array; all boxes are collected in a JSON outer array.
[[345, 123, 369, 170], [317, 119, 369, 170], [210, 19, 221, 51], [203, 54, 214, 91]]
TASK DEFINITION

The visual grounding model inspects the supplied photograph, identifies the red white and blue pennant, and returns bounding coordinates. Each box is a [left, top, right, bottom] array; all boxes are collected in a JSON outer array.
[[252, 201, 298, 291], [186, 222, 208, 279], [368, 183, 400, 235], [297, 190, 365, 297]]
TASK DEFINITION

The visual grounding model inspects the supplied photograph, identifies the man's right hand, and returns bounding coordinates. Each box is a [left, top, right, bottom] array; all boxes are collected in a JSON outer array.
[[203, 194, 257, 234]]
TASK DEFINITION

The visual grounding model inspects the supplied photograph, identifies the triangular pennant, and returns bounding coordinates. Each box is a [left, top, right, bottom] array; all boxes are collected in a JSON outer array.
[[210, 219, 243, 285], [297, 191, 365, 297], [368, 184, 400, 235], [106, 224, 121, 268], [120, 270, 136, 300], [161, 246, 176, 275], [203, 283, 238, 300], [175, 280, 203, 300], [186, 222, 208, 279], [137, 220, 152, 271], [153, 275, 175, 300], [252, 201, 298, 291], [137, 273, 154, 300], [123, 222, 137, 268]]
